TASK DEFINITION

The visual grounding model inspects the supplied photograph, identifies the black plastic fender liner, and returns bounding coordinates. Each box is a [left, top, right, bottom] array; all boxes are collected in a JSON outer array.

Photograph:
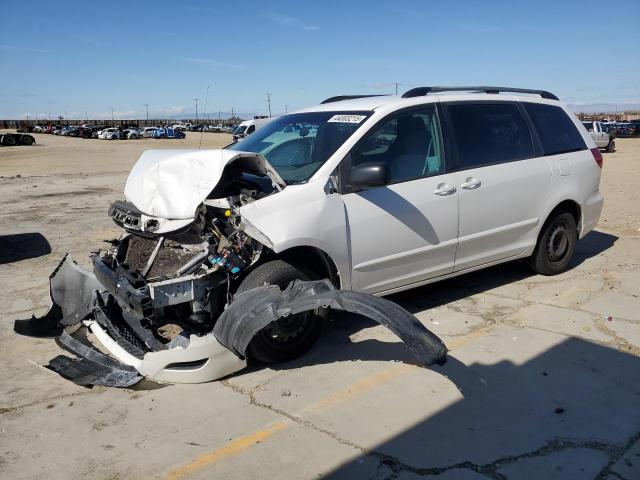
[[213, 279, 448, 366], [14, 255, 103, 337]]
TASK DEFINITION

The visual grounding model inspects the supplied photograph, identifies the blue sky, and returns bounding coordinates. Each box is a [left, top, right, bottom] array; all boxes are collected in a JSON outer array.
[[1, 0, 639, 119]]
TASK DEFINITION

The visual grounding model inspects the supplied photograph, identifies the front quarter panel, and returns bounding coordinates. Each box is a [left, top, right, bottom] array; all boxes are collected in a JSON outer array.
[[239, 180, 351, 288]]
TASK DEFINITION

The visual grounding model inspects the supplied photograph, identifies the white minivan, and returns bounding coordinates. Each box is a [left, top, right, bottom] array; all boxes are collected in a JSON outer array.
[[32, 86, 604, 385]]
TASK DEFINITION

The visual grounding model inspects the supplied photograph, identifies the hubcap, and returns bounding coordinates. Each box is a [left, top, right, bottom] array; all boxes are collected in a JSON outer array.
[[547, 223, 569, 262]]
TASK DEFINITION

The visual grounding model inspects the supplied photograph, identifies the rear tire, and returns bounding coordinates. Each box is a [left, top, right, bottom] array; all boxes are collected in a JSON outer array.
[[606, 140, 615, 153], [3, 135, 16, 146], [236, 260, 324, 364], [21, 135, 34, 145], [529, 211, 578, 275]]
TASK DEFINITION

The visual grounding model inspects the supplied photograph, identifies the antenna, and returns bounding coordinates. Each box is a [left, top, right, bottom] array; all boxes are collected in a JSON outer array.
[[198, 86, 210, 149]]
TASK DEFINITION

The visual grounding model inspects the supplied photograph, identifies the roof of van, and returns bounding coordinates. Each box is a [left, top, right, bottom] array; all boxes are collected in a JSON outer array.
[[295, 90, 563, 113]]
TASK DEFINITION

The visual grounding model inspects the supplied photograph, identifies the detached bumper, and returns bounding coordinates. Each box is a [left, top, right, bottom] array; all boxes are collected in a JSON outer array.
[[15, 256, 447, 388], [15, 256, 246, 387]]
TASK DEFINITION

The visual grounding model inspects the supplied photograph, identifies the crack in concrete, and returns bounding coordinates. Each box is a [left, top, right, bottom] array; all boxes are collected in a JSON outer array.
[[0, 390, 95, 416], [222, 378, 640, 480]]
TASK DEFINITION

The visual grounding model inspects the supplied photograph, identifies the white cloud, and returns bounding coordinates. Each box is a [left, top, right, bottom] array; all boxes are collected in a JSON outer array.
[[183, 57, 244, 69], [0, 44, 49, 53], [268, 13, 319, 31]]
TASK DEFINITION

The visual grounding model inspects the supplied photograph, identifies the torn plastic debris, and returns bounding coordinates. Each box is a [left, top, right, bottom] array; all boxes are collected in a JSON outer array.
[[15, 256, 447, 387], [213, 279, 448, 366]]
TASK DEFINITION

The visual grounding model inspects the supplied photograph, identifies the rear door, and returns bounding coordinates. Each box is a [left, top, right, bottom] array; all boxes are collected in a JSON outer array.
[[442, 101, 551, 271], [340, 104, 459, 294]]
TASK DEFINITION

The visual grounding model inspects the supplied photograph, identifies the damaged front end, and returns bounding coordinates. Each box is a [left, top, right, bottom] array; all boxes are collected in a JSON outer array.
[[15, 149, 447, 387]]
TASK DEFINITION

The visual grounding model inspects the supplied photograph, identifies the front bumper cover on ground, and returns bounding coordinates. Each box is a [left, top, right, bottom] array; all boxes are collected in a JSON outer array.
[[15, 255, 448, 387]]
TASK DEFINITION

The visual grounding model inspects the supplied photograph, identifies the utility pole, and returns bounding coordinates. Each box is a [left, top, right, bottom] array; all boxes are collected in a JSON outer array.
[[393, 82, 401, 95], [285, 105, 288, 113], [193, 98, 199, 123], [266, 93, 272, 117], [85, 111, 88, 122], [111, 108, 114, 122], [144, 103, 149, 121]]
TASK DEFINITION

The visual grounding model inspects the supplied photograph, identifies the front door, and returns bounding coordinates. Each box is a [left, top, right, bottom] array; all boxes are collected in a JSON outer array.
[[340, 105, 459, 294]]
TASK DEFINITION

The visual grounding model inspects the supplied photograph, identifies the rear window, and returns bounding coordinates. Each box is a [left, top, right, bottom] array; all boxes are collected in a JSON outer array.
[[524, 103, 586, 156], [446, 102, 534, 170]]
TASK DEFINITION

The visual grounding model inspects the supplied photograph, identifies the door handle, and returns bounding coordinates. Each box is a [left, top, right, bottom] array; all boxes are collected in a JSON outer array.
[[433, 184, 457, 196], [460, 178, 482, 190]]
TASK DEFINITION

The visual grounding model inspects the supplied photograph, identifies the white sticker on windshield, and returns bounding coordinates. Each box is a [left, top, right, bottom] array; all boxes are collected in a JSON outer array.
[[327, 114, 367, 124]]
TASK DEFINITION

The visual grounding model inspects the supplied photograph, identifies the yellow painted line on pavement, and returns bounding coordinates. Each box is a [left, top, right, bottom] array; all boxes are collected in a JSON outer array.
[[163, 421, 289, 480], [162, 326, 493, 478]]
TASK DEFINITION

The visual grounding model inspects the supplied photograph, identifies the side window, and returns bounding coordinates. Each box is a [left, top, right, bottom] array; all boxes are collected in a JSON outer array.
[[246, 125, 256, 135], [350, 106, 444, 183], [523, 103, 586, 156], [446, 102, 534, 170]]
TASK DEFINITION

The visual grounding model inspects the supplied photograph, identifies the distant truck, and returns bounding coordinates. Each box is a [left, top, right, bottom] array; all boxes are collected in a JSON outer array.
[[582, 121, 615, 153], [1, 133, 35, 146], [232, 117, 272, 142]]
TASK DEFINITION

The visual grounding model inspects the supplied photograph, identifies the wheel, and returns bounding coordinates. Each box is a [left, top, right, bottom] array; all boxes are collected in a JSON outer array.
[[606, 140, 615, 153], [111, 134, 117, 140], [236, 260, 324, 363], [529, 211, 578, 275], [21, 135, 34, 145], [3, 135, 17, 146]]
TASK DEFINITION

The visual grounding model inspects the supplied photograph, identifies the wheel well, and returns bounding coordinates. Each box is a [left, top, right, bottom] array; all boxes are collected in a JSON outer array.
[[274, 246, 341, 288], [546, 200, 581, 229]]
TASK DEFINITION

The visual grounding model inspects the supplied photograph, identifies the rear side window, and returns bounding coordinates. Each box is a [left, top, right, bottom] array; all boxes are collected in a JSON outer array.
[[446, 102, 534, 170], [523, 103, 586, 156]]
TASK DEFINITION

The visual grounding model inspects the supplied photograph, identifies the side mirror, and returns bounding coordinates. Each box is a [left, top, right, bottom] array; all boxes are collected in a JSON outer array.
[[348, 162, 390, 189]]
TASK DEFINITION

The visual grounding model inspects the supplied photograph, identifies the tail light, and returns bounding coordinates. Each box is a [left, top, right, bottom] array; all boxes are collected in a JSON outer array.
[[590, 148, 603, 169]]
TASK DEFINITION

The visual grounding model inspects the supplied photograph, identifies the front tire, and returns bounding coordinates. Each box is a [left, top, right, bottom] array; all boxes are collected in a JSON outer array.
[[529, 211, 578, 275], [236, 260, 324, 363], [21, 135, 34, 145]]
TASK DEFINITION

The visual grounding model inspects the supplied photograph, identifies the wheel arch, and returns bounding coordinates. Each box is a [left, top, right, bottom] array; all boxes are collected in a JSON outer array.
[[540, 199, 582, 239], [271, 245, 342, 289]]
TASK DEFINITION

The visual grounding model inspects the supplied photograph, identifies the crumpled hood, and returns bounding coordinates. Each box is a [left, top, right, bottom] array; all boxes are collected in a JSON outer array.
[[124, 149, 285, 220]]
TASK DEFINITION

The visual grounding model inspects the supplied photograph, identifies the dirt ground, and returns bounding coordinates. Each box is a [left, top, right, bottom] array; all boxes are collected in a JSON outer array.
[[0, 132, 639, 480]]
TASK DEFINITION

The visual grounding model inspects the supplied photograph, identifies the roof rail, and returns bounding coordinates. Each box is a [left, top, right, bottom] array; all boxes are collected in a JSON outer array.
[[320, 95, 386, 104], [401, 86, 559, 101]]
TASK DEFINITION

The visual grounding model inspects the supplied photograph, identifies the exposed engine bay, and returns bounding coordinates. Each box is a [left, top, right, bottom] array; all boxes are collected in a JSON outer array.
[[15, 149, 447, 387]]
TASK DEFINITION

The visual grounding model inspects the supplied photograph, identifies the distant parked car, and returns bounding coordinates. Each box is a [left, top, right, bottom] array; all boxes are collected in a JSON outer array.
[[140, 127, 160, 138], [172, 123, 192, 131], [60, 126, 79, 136], [52, 125, 66, 135], [98, 127, 121, 140], [615, 123, 637, 137], [123, 128, 141, 139], [32, 125, 45, 133], [16, 125, 35, 133], [153, 127, 186, 139]]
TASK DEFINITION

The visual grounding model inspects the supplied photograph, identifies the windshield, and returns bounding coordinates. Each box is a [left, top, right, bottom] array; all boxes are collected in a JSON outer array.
[[228, 111, 371, 183], [233, 125, 247, 135]]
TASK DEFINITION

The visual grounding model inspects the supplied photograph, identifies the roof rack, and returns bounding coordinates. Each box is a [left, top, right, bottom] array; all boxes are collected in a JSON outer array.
[[401, 86, 559, 101], [320, 95, 386, 104]]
